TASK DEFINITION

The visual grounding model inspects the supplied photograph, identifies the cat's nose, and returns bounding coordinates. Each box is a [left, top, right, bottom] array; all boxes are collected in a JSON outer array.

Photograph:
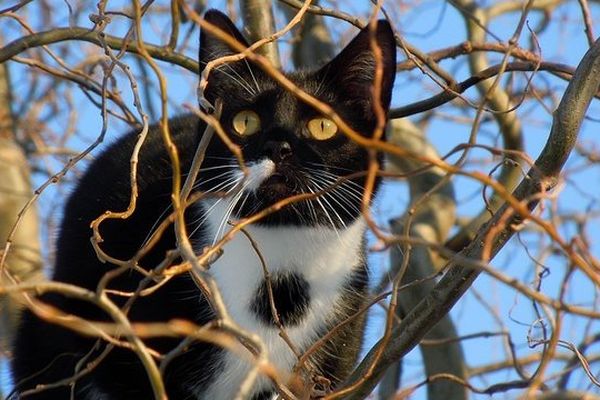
[[264, 141, 292, 162]]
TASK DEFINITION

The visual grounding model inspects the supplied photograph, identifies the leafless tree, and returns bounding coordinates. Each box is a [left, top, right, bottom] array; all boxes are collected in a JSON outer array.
[[1, 1, 600, 399]]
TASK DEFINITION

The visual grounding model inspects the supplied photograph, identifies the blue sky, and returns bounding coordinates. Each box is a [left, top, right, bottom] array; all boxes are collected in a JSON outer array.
[[2, 1, 600, 398]]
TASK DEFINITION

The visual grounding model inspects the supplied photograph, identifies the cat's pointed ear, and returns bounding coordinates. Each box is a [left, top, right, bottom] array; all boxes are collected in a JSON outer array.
[[318, 20, 396, 114], [199, 10, 250, 66]]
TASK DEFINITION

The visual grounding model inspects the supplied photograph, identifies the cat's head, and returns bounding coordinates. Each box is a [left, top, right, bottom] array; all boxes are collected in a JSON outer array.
[[197, 10, 396, 228]]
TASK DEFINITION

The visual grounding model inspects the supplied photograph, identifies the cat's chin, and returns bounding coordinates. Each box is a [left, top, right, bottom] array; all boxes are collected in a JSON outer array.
[[257, 174, 297, 200], [233, 184, 310, 226]]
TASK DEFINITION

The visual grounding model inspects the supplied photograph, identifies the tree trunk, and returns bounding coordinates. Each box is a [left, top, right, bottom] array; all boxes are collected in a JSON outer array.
[[0, 49, 43, 391]]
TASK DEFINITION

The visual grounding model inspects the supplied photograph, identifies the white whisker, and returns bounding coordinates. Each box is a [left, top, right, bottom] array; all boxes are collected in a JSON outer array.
[[212, 181, 249, 245], [305, 180, 340, 237], [214, 64, 256, 96], [188, 179, 242, 238], [309, 174, 362, 213], [244, 59, 261, 93]]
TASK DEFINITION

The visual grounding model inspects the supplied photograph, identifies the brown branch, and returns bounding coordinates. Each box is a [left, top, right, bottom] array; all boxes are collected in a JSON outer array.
[[279, 0, 457, 89], [381, 119, 465, 400], [397, 41, 544, 71], [331, 32, 600, 400], [577, 0, 596, 47], [389, 60, 576, 119], [241, 0, 281, 66], [0, 34, 42, 399], [280, 0, 334, 68], [0, 27, 198, 73], [185, 1, 600, 292], [441, 0, 528, 261], [0, 0, 34, 14]]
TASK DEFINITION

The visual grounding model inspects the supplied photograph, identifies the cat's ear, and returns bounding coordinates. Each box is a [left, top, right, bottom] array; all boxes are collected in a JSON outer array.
[[199, 10, 255, 108], [199, 10, 250, 66], [318, 20, 396, 114]]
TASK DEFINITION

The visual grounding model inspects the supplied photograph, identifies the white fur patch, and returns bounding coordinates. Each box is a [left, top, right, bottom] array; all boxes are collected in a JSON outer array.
[[235, 158, 275, 192], [197, 199, 366, 399]]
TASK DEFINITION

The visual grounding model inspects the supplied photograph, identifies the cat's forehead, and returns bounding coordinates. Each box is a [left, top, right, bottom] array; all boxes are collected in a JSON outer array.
[[256, 70, 335, 114], [255, 70, 326, 93], [288, 70, 329, 95], [216, 69, 333, 120]]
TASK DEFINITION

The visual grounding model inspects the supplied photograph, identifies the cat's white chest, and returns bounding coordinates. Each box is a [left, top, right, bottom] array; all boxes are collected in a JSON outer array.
[[198, 201, 365, 399]]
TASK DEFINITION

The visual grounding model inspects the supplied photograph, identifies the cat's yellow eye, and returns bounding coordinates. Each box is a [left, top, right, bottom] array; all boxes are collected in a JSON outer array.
[[307, 118, 338, 140], [232, 110, 261, 136]]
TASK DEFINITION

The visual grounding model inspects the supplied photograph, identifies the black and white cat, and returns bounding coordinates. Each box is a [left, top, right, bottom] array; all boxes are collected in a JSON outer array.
[[11, 10, 396, 399]]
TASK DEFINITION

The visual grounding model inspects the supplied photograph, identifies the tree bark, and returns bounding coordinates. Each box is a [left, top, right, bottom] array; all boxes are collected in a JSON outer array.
[[0, 48, 43, 384], [339, 33, 600, 400], [240, 0, 281, 67], [381, 119, 467, 400]]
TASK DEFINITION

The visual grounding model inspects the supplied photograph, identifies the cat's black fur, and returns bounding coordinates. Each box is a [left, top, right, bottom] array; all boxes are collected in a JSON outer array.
[[10, 10, 396, 399]]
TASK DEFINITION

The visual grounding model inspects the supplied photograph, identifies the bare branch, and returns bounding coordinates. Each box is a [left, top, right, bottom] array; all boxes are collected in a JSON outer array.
[[334, 33, 600, 400], [0, 27, 198, 72], [380, 119, 465, 399], [240, 0, 281, 66]]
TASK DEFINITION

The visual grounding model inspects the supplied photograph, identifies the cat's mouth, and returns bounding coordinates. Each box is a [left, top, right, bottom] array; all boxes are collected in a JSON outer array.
[[230, 158, 360, 227], [229, 159, 360, 227], [255, 168, 301, 200], [240, 158, 299, 199], [229, 158, 305, 219], [263, 172, 286, 185], [261, 171, 295, 189]]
